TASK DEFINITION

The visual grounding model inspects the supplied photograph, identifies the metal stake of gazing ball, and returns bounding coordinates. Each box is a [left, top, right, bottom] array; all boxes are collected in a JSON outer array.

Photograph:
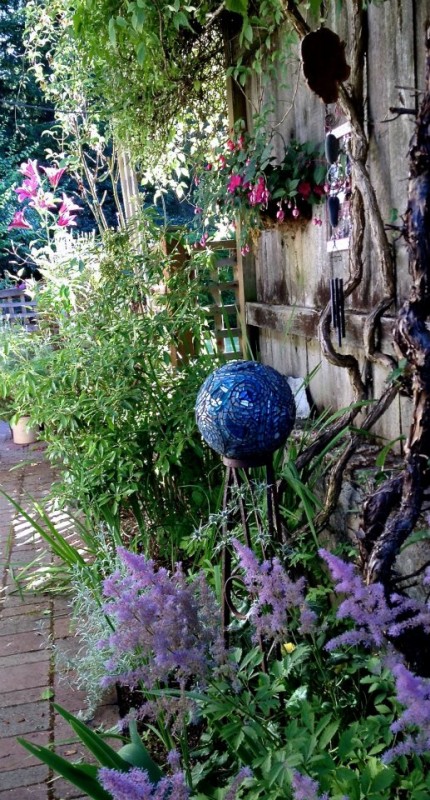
[[195, 360, 296, 641]]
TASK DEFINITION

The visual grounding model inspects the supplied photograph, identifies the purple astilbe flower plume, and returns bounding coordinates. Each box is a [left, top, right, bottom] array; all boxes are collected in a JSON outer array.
[[382, 660, 430, 762], [98, 767, 190, 800], [233, 540, 316, 643], [291, 770, 331, 800], [319, 549, 430, 651], [224, 766, 253, 800], [99, 547, 224, 726]]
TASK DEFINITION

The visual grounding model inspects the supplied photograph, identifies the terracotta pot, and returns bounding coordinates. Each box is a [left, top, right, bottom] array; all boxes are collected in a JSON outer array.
[[11, 416, 37, 445]]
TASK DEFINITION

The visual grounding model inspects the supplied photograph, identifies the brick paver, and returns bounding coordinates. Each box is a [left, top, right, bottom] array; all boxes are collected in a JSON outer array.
[[0, 432, 118, 799]]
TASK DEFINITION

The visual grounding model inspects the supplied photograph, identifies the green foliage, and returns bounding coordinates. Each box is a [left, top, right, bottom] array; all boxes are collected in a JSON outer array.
[[7, 218, 223, 546], [19, 704, 162, 800]]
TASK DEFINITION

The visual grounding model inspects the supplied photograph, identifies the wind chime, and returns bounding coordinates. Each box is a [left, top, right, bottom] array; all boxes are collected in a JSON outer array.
[[195, 360, 296, 642], [325, 127, 350, 347]]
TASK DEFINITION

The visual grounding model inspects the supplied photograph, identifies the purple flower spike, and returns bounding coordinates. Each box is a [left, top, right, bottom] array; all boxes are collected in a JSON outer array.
[[291, 770, 330, 800], [99, 767, 190, 800], [233, 539, 316, 643]]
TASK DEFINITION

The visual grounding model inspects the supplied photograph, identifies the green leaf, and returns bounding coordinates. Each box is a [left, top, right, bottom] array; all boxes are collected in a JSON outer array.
[[318, 719, 340, 749], [40, 688, 54, 700], [53, 705, 131, 771], [370, 767, 395, 792], [117, 720, 163, 783], [17, 740, 111, 800], [136, 41, 146, 67], [108, 17, 117, 46], [225, 0, 248, 15]]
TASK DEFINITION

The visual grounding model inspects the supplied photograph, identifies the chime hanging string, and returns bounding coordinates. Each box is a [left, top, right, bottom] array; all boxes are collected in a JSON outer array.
[[330, 277, 345, 347]]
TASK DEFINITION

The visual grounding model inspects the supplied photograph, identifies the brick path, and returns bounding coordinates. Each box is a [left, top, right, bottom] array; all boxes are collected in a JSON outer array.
[[0, 425, 119, 799]]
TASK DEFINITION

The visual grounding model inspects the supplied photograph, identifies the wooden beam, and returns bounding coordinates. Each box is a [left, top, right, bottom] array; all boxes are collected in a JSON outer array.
[[246, 302, 396, 350]]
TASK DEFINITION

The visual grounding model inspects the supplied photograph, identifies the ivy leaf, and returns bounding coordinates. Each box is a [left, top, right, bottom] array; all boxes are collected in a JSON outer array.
[[108, 17, 116, 46], [136, 41, 146, 67], [225, 0, 248, 16]]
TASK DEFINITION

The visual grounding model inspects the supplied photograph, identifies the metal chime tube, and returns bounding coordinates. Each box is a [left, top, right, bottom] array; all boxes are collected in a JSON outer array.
[[330, 277, 345, 346]]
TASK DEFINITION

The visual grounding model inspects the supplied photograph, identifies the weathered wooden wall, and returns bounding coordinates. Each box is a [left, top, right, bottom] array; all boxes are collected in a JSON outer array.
[[232, 0, 430, 447]]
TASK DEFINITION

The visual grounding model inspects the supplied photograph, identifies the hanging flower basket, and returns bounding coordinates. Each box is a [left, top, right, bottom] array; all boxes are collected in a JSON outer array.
[[194, 131, 327, 251]]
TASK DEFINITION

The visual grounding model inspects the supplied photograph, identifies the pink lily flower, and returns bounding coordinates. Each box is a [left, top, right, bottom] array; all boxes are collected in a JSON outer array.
[[8, 211, 32, 230], [15, 176, 39, 203], [19, 159, 40, 184], [29, 190, 57, 211], [57, 193, 81, 215], [41, 166, 67, 188], [57, 211, 77, 227]]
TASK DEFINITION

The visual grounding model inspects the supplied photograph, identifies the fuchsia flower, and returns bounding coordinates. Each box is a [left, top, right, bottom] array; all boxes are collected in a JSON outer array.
[[248, 175, 270, 206], [227, 174, 242, 193], [237, 134, 245, 150], [292, 207, 300, 218], [298, 181, 312, 199], [226, 138, 235, 151], [204, 163, 212, 171], [199, 232, 209, 247], [313, 184, 326, 197], [8, 211, 32, 230], [276, 208, 285, 222], [41, 166, 67, 188], [219, 154, 227, 168]]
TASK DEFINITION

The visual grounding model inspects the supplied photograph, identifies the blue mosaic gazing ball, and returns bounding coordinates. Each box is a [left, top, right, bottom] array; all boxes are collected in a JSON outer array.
[[195, 361, 296, 460]]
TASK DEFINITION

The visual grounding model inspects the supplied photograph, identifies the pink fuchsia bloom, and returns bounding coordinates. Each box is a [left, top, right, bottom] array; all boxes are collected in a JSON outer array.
[[248, 175, 270, 206], [226, 138, 235, 151], [237, 134, 245, 150], [205, 163, 212, 171], [41, 165, 67, 188], [19, 159, 40, 183], [313, 184, 326, 197], [200, 232, 209, 246], [15, 176, 39, 203], [227, 174, 242, 193], [276, 208, 285, 222], [8, 210, 32, 230], [219, 154, 227, 168], [292, 207, 300, 218], [240, 244, 250, 256], [298, 181, 312, 200], [194, 206, 203, 215]]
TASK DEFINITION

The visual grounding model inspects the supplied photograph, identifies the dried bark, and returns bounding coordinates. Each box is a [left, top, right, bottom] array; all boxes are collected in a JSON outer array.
[[361, 33, 430, 585]]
